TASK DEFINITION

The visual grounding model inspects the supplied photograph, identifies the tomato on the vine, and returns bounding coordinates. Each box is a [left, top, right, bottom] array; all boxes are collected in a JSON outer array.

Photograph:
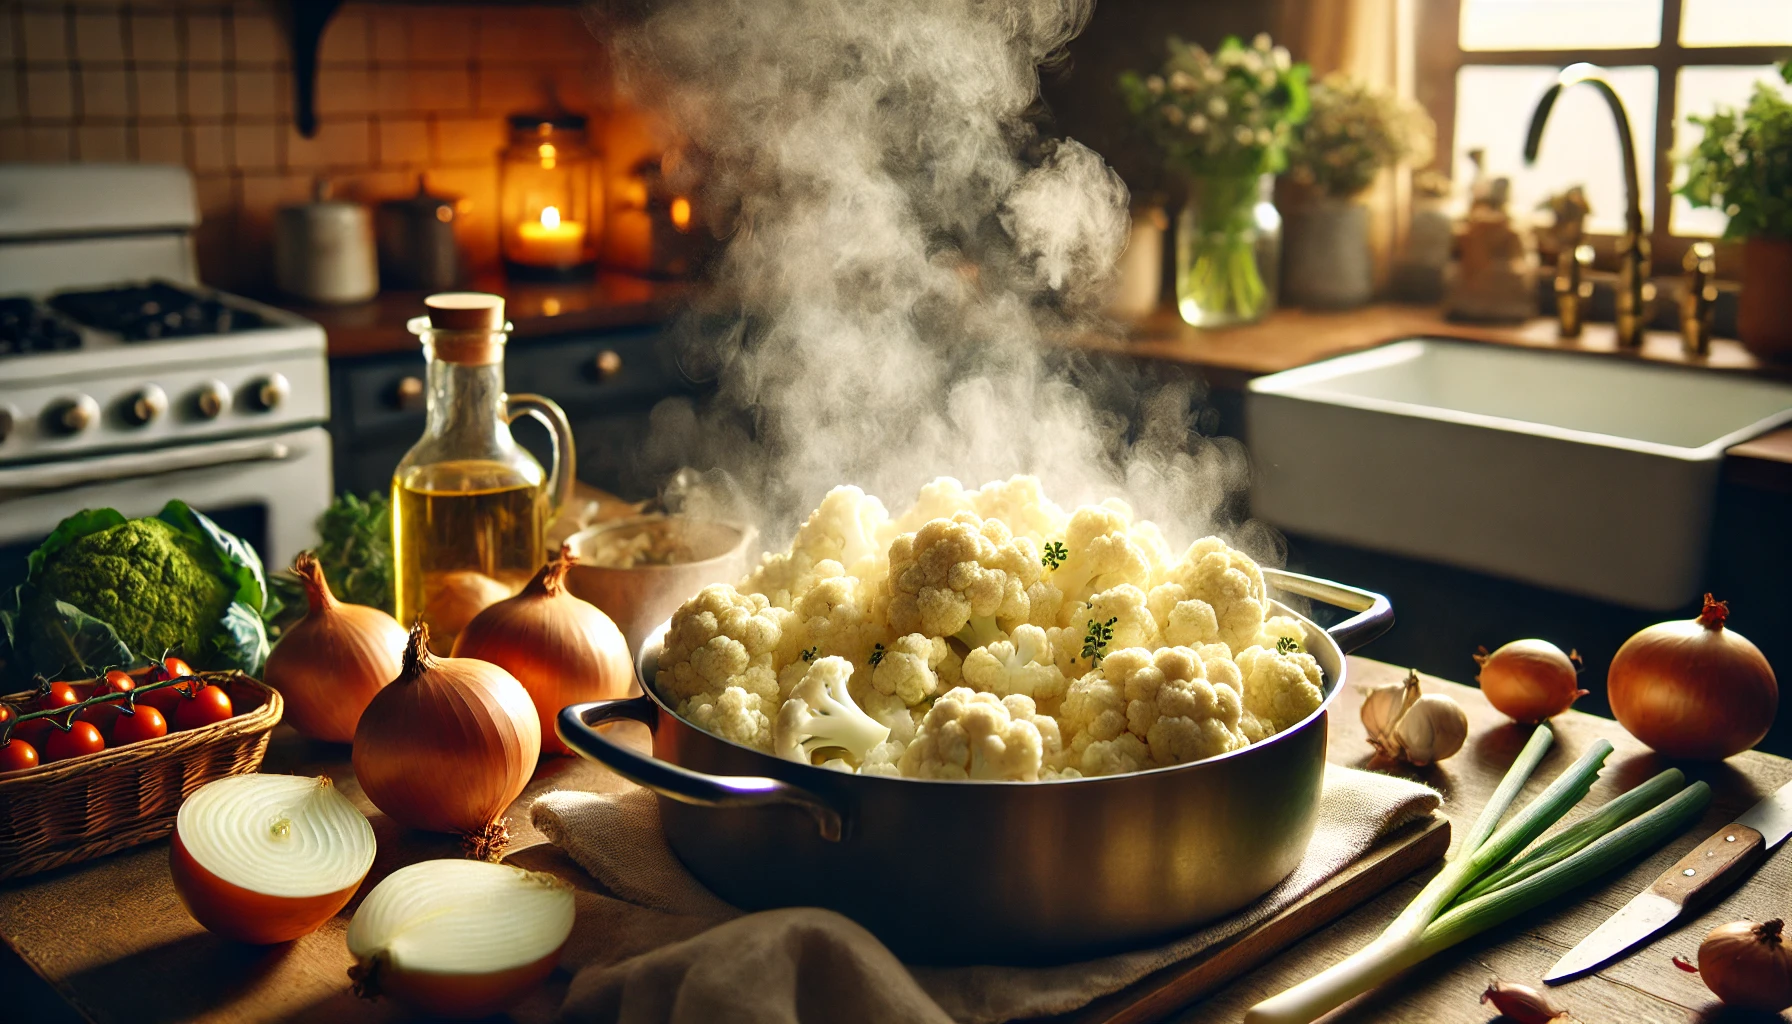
[[0, 738, 38, 773], [111, 705, 168, 745], [15, 681, 77, 748], [78, 670, 138, 734], [143, 658, 200, 716], [173, 685, 234, 730], [43, 721, 105, 763]]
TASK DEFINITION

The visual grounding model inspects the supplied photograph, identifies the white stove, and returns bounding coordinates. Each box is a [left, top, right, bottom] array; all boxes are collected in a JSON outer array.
[[0, 164, 333, 579]]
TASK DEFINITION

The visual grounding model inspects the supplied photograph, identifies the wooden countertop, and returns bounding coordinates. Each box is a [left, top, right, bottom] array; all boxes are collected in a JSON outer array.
[[3, 660, 1787, 1023], [1088, 304, 1792, 492], [274, 272, 690, 359]]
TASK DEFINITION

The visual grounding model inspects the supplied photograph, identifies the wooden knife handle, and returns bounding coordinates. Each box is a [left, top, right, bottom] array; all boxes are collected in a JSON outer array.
[[1647, 824, 1766, 909]]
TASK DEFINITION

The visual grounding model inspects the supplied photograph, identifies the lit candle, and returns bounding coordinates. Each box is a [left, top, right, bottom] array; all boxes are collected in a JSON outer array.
[[514, 206, 586, 266]]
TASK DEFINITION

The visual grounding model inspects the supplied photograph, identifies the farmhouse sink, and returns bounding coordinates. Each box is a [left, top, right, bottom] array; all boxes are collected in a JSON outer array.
[[1247, 338, 1792, 610]]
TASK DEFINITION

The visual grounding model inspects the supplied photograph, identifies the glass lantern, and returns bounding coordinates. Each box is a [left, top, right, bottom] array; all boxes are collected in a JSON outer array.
[[499, 114, 601, 281]]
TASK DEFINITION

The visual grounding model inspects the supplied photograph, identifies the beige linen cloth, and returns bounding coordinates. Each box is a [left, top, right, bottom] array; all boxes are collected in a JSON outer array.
[[531, 764, 1440, 1024]]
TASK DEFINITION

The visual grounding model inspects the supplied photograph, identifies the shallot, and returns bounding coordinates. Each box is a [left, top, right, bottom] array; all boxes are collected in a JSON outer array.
[[453, 550, 632, 755], [264, 552, 407, 743], [1608, 595, 1778, 760], [353, 622, 539, 858], [1480, 980, 1577, 1023], [1474, 639, 1587, 723], [347, 859, 573, 1020]]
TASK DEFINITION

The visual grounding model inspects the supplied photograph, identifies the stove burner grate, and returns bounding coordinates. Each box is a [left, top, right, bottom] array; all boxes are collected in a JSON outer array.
[[50, 282, 265, 341], [0, 297, 83, 356]]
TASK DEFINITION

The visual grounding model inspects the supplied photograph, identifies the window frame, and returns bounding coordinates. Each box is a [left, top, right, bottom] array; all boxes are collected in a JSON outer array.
[[1415, 0, 1790, 276]]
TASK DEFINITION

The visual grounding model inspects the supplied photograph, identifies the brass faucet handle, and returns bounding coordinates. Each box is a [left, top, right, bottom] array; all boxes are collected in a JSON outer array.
[[1555, 243, 1595, 338], [1680, 242, 1717, 356]]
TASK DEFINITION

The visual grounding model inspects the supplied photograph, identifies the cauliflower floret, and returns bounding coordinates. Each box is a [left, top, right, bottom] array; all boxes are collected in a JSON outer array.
[[744, 485, 889, 609], [1148, 536, 1268, 654], [871, 632, 953, 706], [1103, 646, 1249, 766], [971, 475, 1069, 545], [1045, 504, 1154, 613], [658, 584, 786, 710], [899, 688, 1046, 781], [1056, 669, 1130, 771], [686, 686, 776, 752], [1051, 584, 1160, 676], [774, 573, 889, 669], [1079, 733, 1152, 776], [887, 477, 978, 539], [885, 512, 1043, 648], [1235, 642, 1325, 743], [773, 656, 891, 765], [1255, 614, 1308, 652], [961, 624, 1069, 711]]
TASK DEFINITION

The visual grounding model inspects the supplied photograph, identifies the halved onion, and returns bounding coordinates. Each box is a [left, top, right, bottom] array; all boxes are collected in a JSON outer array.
[[170, 773, 375, 944], [347, 859, 574, 1019]]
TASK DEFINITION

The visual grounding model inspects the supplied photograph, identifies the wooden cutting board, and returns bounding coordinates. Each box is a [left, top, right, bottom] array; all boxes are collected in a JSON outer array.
[[1031, 814, 1451, 1024]]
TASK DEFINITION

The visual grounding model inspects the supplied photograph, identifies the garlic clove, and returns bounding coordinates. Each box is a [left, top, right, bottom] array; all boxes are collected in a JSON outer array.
[[1361, 671, 1423, 761], [1393, 692, 1468, 766]]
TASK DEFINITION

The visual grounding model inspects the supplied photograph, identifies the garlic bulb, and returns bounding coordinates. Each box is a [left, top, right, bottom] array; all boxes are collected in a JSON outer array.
[[1362, 670, 1468, 766]]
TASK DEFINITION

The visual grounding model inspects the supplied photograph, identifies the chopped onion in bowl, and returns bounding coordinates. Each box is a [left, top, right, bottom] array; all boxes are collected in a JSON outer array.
[[346, 859, 575, 1019], [171, 773, 375, 943]]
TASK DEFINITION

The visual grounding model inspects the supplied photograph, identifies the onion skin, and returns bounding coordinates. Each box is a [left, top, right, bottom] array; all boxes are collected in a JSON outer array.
[[1609, 596, 1778, 760], [355, 948, 562, 1020], [453, 551, 634, 755], [353, 621, 540, 854], [1698, 918, 1792, 1012], [170, 831, 363, 944], [266, 552, 407, 743], [1474, 639, 1588, 723]]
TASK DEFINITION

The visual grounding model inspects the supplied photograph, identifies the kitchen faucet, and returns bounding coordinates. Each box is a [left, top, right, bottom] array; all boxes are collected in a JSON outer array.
[[1524, 63, 1654, 347]]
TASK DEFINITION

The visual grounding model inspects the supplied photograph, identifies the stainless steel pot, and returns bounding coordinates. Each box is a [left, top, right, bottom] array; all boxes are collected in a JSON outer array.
[[558, 568, 1392, 965]]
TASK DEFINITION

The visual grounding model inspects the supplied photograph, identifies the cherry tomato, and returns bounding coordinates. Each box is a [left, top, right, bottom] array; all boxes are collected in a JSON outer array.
[[78, 670, 138, 734], [15, 683, 74, 747], [43, 721, 105, 763], [0, 738, 39, 773], [111, 705, 168, 745], [174, 685, 234, 730], [150, 656, 195, 682]]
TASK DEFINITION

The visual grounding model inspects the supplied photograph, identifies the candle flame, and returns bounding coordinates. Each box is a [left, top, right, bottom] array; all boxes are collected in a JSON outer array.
[[670, 197, 692, 232], [541, 206, 561, 229]]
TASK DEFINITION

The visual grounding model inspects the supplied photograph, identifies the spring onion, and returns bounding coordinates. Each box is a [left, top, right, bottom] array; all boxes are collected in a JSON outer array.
[[1246, 726, 1708, 1024]]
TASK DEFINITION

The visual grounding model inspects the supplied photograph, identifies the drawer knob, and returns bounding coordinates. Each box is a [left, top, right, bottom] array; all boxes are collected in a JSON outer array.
[[393, 375, 425, 411], [594, 349, 623, 379]]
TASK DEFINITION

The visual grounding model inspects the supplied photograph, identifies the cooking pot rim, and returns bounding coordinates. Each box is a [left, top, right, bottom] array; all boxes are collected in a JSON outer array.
[[628, 567, 1391, 786]]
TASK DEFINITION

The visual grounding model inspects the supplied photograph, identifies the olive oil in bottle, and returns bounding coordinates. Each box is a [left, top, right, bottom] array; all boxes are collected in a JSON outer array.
[[391, 293, 574, 652]]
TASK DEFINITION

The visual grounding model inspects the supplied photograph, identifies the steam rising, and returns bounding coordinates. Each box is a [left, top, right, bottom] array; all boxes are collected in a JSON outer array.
[[607, 0, 1265, 556]]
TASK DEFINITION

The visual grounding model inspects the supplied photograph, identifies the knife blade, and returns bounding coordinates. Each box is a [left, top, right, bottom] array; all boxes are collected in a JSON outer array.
[[1544, 778, 1792, 985]]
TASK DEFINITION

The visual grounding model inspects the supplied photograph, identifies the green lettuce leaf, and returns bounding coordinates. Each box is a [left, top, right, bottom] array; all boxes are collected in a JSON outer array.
[[209, 600, 270, 675], [27, 599, 136, 679], [156, 500, 271, 619]]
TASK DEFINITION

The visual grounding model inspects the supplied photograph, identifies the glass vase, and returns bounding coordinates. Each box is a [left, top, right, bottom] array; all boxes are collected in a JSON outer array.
[[1175, 174, 1281, 328]]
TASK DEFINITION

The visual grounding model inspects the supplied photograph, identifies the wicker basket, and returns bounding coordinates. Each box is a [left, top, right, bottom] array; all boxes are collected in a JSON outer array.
[[0, 670, 282, 879]]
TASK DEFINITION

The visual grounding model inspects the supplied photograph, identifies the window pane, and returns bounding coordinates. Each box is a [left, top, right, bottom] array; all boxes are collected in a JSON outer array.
[[1681, 0, 1792, 45], [1461, 0, 1662, 50], [1672, 66, 1792, 236], [1454, 66, 1657, 236]]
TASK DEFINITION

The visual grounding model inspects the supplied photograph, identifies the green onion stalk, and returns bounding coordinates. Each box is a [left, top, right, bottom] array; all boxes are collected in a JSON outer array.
[[1246, 726, 1711, 1024], [1177, 174, 1270, 326]]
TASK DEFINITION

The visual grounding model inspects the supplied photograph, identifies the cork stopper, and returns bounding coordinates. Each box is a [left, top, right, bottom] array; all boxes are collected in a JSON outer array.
[[419, 293, 506, 365]]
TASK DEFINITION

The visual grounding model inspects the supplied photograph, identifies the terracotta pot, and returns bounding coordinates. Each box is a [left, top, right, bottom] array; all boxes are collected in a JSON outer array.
[[1740, 236, 1792, 360]]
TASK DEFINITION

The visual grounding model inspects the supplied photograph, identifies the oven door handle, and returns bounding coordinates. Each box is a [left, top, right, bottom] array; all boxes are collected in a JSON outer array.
[[0, 437, 294, 497]]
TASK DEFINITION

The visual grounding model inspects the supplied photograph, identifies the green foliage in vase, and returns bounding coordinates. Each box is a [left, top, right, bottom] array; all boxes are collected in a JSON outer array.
[[1288, 74, 1434, 200], [1678, 62, 1792, 241], [1119, 34, 1311, 181]]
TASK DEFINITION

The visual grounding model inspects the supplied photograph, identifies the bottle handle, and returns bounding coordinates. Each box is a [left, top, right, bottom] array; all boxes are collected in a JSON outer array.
[[505, 393, 576, 523]]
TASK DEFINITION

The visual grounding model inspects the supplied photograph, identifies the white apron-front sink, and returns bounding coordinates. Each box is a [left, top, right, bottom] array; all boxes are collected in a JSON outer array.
[[1247, 338, 1792, 609]]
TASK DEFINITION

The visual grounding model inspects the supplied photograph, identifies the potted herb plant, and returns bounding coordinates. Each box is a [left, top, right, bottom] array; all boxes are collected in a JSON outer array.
[[1678, 62, 1792, 358], [1283, 75, 1434, 310], [1121, 35, 1309, 328]]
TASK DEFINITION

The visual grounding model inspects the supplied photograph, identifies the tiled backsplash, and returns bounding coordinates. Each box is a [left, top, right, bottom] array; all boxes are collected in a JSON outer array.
[[0, 1, 618, 290]]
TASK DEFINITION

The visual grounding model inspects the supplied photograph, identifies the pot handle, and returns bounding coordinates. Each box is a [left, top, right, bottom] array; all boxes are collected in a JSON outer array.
[[557, 697, 846, 842], [1263, 567, 1394, 654]]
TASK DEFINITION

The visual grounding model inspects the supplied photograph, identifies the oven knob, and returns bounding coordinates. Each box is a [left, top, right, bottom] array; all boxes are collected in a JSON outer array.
[[123, 384, 168, 426], [249, 373, 290, 411], [46, 394, 100, 435], [0, 405, 14, 443], [194, 380, 232, 419], [593, 349, 623, 379]]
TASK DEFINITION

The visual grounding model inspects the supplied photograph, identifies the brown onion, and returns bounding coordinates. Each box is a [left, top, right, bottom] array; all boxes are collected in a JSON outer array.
[[1609, 595, 1778, 760], [452, 550, 633, 755], [1698, 918, 1792, 1012], [353, 622, 540, 858], [1474, 639, 1588, 723], [422, 570, 513, 652], [265, 553, 407, 743]]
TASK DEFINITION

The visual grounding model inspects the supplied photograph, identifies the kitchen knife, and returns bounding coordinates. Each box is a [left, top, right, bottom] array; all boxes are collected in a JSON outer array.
[[1544, 778, 1792, 985]]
